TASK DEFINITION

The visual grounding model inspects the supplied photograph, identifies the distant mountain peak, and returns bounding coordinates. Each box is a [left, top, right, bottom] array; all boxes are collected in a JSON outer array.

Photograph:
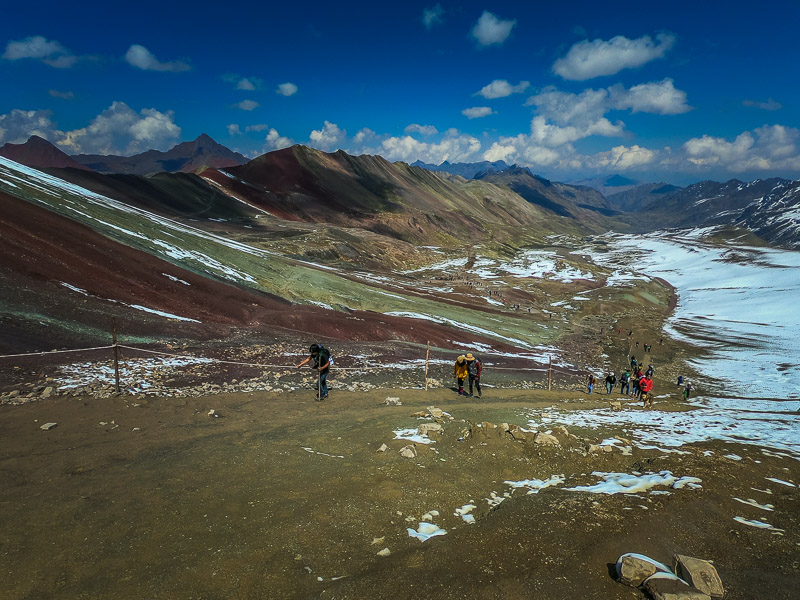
[[0, 135, 93, 171]]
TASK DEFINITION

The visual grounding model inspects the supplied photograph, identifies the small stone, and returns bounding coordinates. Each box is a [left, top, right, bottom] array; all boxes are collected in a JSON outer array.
[[376, 443, 389, 452], [674, 555, 724, 599], [427, 406, 444, 418], [385, 397, 402, 406], [643, 572, 711, 600], [39, 422, 57, 431], [377, 548, 391, 557], [610, 401, 622, 410], [417, 423, 442, 436], [370, 537, 385, 545], [399, 444, 417, 458], [616, 553, 672, 587], [533, 432, 560, 446]]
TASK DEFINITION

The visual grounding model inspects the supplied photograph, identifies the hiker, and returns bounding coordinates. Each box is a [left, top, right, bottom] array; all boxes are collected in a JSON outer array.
[[587, 373, 596, 394], [296, 343, 331, 400], [630, 355, 638, 369], [454, 355, 468, 396], [683, 381, 694, 400], [646, 364, 654, 377], [465, 353, 482, 397], [604, 372, 616, 394], [619, 369, 631, 395], [640, 373, 654, 408], [677, 375, 684, 386]]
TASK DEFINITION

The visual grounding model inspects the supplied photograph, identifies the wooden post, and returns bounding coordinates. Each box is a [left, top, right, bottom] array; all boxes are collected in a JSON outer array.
[[548, 355, 552, 391], [111, 318, 120, 393], [424, 341, 430, 391]]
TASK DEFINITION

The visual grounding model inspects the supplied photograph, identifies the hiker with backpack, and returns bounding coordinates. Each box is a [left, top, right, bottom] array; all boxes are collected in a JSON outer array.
[[619, 369, 631, 395], [465, 353, 482, 397], [296, 343, 331, 400], [587, 373, 596, 394], [604, 372, 616, 394], [640, 373, 654, 408], [454, 355, 468, 396]]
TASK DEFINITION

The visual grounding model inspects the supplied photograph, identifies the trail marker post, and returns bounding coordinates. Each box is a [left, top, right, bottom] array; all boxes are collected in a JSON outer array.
[[111, 318, 120, 393], [548, 355, 552, 391], [424, 341, 430, 391]]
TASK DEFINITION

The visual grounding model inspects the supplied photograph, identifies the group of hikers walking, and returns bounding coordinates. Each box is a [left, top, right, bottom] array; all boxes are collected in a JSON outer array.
[[454, 353, 482, 397], [588, 353, 656, 408]]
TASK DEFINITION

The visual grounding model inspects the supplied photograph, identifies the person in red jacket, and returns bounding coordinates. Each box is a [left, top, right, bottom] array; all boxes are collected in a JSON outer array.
[[640, 374, 654, 408]]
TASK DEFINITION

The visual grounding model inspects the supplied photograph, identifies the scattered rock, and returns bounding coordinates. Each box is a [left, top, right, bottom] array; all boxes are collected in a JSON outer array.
[[370, 537, 385, 545], [399, 444, 417, 458], [417, 423, 442, 436], [377, 548, 391, 557], [385, 397, 402, 406], [427, 406, 444, 419], [643, 572, 710, 600], [533, 432, 561, 446], [376, 443, 389, 453], [674, 555, 724, 599], [609, 401, 622, 411], [410, 411, 427, 418], [39, 422, 58, 431], [616, 553, 672, 587]]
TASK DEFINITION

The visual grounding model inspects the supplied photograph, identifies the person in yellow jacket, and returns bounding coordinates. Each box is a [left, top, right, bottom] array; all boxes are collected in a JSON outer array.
[[454, 355, 468, 396]]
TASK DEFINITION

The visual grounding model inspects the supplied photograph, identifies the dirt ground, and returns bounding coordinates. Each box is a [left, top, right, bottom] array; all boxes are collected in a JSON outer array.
[[1, 386, 798, 600]]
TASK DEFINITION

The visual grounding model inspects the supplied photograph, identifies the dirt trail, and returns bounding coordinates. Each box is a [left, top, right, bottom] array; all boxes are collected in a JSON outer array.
[[1, 387, 798, 599]]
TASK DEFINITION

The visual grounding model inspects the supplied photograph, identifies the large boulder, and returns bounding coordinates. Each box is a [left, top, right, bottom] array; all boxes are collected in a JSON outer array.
[[674, 555, 724, 599], [616, 553, 672, 587], [533, 432, 561, 446], [643, 573, 711, 600], [418, 423, 443, 436]]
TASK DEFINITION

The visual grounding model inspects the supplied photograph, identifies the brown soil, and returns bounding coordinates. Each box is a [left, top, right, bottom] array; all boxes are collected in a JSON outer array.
[[1, 388, 797, 600]]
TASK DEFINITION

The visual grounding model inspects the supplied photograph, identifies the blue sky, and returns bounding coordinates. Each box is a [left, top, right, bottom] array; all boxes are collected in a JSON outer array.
[[1, 0, 798, 184]]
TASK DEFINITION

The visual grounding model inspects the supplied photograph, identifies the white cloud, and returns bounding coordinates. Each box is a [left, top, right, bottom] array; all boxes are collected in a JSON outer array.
[[57, 101, 181, 155], [48, 90, 74, 100], [471, 11, 517, 47], [680, 125, 800, 172], [589, 144, 657, 170], [2, 35, 78, 68], [353, 128, 378, 144], [375, 132, 481, 165], [0, 109, 60, 144], [227, 124, 242, 136], [423, 4, 445, 30], [124, 44, 190, 72], [309, 121, 345, 150], [553, 33, 676, 80], [234, 100, 259, 111], [265, 128, 293, 150], [276, 82, 298, 96], [246, 124, 269, 132], [743, 98, 782, 111], [237, 77, 258, 91], [405, 123, 438, 136], [476, 79, 530, 99], [462, 106, 495, 119], [614, 79, 691, 115]]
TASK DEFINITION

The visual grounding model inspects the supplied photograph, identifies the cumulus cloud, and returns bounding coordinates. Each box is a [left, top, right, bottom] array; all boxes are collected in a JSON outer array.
[[680, 125, 800, 172], [0, 109, 60, 144], [49, 89, 74, 100], [476, 79, 530, 99], [124, 44, 190, 72], [553, 33, 676, 80], [743, 98, 782, 111], [612, 79, 691, 115], [471, 11, 516, 47], [375, 132, 481, 165], [2, 35, 78, 68], [309, 121, 345, 150], [246, 124, 269, 132], [276, 82, 298, 96], [353, 128, 379, 144], [56, 101, 181, 155], [422, 4, 445, 30], [265, 128, 293, 150], [227, 124, 242, 136], [405, 123, 438, 136], [234, 100, 259, 111], [462, 106, 495, 119], [589, 144, 658, 170]]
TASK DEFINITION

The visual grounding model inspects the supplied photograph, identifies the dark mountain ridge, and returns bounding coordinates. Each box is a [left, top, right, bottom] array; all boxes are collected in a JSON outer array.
[[0, 135, 93, 171]]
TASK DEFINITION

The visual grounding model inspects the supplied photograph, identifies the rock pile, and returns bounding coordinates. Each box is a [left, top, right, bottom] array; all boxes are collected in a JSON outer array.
[[615, 552, 724, 600]]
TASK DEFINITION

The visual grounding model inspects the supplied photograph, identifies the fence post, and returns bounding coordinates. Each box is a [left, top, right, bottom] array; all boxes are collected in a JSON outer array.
[[548, 355, 552, 391], [424, 341, 430, 391], [111, 318, 120, 393]]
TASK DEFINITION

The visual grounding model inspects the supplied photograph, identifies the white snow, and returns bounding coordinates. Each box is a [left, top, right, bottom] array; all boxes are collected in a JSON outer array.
[[563, 471, 702, 495], [407, 522, 447, 541], [733, 517, 784, 533]]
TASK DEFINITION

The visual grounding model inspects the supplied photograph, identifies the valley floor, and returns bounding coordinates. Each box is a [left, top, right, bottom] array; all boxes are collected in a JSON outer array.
[[1, 386, 798, 600]]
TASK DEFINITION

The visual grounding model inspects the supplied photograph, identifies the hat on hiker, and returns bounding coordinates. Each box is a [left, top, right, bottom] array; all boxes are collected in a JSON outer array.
[[465, 353, 475, 360], [457, 355, 466, 362]]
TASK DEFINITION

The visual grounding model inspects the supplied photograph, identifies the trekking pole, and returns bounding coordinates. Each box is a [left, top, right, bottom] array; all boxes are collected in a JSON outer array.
[[318, 371, 321, 400], [111, 318, 120, 393], [548, 355, 552, 391]]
